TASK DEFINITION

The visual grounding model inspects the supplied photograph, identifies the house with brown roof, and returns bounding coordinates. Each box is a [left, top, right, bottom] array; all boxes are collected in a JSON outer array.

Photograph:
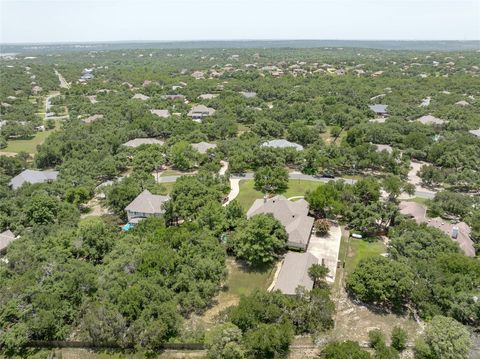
[[399, 201, 475, 257], [273, 252, 317, 295], [125, 190, 170, 224], [247, 196, 314, 250]]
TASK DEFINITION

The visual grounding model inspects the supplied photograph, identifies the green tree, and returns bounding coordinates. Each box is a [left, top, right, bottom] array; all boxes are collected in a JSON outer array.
[[308, 263, 329, 288], [24, 191, 60, 225], [206, 323, 245, 359], [254, 166, 289, 194], [232, 214, 287, 267], [382, 175, 415, 202], [391, 326, 408, 352], [244, 322, 293, 359], [420, 316, 471, 359]]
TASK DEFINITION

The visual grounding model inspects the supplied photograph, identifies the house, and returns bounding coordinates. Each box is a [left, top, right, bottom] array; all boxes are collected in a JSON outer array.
[[83, 114, 104, 124], [247, 196, 314, 250], [0, 230, 17, 254], [273, 252, 317, 295], [9, 169, 59, 190], [161, 94, 186, 101], [192, 71, 205, 80], [374, 144, 393, 154], [368, 104, 388, 117], [191, 142, 217, 154], [416, 115, 446, 125], [455, 100, 470, 106], [125, 190, 170, 224], [469, 129, 480, 138], [150, 109, 170, 118], [132, 94, 150, 101], [240, 91, 257, 98], [122, 138, 164, 148], [399, 201, 475, 257], [187, 105, 215, 121], [198, 94, 218, 100], [262, 139, 304, 151]]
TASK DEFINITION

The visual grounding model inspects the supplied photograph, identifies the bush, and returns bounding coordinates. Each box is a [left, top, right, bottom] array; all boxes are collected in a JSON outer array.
[[368, 329, 385, 349], [391, 326, 407, 351]]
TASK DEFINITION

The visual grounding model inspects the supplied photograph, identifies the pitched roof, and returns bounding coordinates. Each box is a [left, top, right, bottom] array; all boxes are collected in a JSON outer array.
[[187, 105, 216, 117], [416, 115, 446, 125], [469, 129, 480, 138], [150, 109, 170, 118], [132, 93, 150, 101], [123, 138, 164, 148], [273, 252, 317, 295], [240, 91, 257, 98], [83, 114, 103, 124], [399, 201, 474, 257], [455, 100, 470, 106], [247, 196, 314, 249], [125, 190, 170, 214], [198, 94, 218, 100], [368, 104, 388, 114], [375, 144, 393, 154], [262, 139, 304, 151], [0, 230, 16, 253], [191, 142, 217, 154], [9, 169, 59, 190]]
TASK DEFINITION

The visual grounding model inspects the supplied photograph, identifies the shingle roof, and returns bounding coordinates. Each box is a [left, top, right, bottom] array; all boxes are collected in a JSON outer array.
[[132, 94, 150, 101], [469, 129, 480, 138], [9, 169, 59, 190], [262, 139, 304, 151], [0, 230, 16, 253], [150, 109, 170, 118], [375, 144, 393, 154], [240, 91, 257, 98], [416, 115, 446, 125], [123, 138, 164, 148], [273, 252, 317, 295], [247, 196, 314, 249], [125, 190, 170, 214], [191, 142, 217, 154], [368, 104, 388, 114], [187, 105, 216, 117]]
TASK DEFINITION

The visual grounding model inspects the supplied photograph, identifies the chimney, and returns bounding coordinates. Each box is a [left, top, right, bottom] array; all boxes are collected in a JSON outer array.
[[263, 195, 267, 203], [452, 226, 459, 239]]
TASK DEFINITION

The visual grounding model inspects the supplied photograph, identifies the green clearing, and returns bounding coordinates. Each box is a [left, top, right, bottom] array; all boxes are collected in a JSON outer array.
[[345, 238, 386, 275], [159, 169, 192, 177], [2, 120, 61, 154], [223, 258, 275, 297], [158, 182, 175, 195], [236, 179, 321, 210]]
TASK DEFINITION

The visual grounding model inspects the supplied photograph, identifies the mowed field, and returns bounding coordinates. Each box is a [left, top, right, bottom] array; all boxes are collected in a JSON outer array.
[[235, 179, 321, 210], [1, 120, 61, 154]]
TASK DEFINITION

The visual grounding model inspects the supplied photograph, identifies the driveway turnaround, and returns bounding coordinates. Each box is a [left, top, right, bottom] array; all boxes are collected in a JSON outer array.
[[307, 224, 342, 283]]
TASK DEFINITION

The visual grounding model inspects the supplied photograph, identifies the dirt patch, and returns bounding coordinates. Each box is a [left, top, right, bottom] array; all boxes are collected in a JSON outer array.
[[81, 198, 111, 219]]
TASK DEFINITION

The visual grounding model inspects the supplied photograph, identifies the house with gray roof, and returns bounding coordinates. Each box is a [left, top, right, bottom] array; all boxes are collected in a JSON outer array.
[[416, 115, 447, 125], [374, 144, 393, 154], [198, 94, 218, 100], [132, 93, 150, 101], [240, 91, 257, 98], [122, 138, 164, 148], [9, 169, 59, 190], [368, 104, 388, 117], [187, 105, 216, 121], [273, 252, 317, 295], [247, 196, 314, 250], [161, 94, 186, 101], [191, 142, 217, 154], [150, 109, 170, 118], [125, 190, 170, 224], [469, 129, 480, 138], [262, 139, 304, 151], [0, 230, 17, 254]]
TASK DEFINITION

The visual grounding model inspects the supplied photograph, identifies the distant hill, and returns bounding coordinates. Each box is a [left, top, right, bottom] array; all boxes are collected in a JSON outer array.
[[1, 40, 479, 54]]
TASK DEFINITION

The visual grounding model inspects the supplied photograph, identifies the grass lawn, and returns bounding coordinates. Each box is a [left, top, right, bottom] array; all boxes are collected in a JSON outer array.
[[345, 238, 386, 275], [406, 196, 431, 206], [2, 120, 61, 154], [236, 179, 321, 210], [159, 169, 195, 177], [158, 182, 175, 195]]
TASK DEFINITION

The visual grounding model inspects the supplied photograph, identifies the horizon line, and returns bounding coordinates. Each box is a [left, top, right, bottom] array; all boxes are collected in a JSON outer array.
[[2, 38, 480, 46]]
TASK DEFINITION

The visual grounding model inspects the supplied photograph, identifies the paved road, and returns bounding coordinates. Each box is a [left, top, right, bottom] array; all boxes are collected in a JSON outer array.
[[54, 69, 70, 89], [159, 172, 434, 199]]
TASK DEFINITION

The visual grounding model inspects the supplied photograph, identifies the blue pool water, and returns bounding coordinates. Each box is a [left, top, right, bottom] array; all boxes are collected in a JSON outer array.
[[122, 223, 134, 231]]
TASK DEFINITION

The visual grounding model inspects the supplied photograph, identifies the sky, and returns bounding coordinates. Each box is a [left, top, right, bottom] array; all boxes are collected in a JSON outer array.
[[1, 0, 479, 43]]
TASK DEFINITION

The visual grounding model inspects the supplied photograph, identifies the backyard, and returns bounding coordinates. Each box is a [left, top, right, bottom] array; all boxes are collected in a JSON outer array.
[[1, 120, 61, 154], [235, 179, 321, 210]]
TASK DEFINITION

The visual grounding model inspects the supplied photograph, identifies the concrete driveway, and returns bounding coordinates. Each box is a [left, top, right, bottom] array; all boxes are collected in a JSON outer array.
[[307, 224, 342, 283]]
